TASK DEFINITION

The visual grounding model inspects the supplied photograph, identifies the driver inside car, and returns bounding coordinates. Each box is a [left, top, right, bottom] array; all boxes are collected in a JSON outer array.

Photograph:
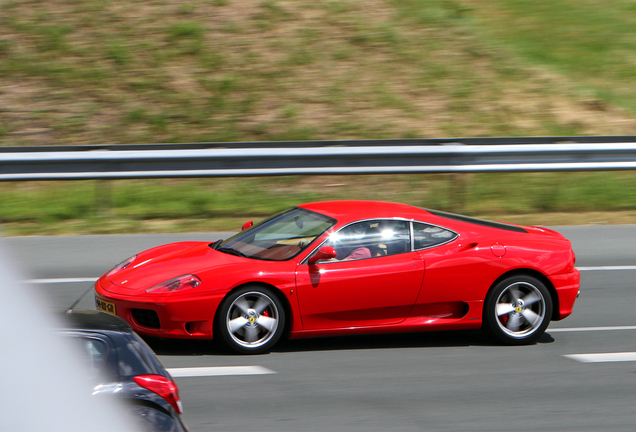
[[342, 245, 372, 260], [331, 223, 382, 261]]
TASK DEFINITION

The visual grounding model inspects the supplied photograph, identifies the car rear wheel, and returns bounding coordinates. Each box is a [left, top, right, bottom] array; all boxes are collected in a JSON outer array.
[[483, 275, 552, 345], [217, 286, 285, 354]]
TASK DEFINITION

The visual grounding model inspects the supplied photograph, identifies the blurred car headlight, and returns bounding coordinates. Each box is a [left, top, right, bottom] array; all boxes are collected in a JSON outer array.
[[146, 275, 201, 293]]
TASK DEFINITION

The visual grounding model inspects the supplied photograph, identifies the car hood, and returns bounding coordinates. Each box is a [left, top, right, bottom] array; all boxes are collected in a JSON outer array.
[[104, 241, 239, 292]]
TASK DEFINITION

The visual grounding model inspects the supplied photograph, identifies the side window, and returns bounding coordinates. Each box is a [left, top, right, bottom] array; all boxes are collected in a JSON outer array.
[[70, 336, 109, 375], [325, 220, 411, 261], [413, 222, 457, 249]]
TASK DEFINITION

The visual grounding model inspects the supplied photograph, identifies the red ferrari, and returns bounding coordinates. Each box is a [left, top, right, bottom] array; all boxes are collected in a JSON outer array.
[[95, 200, 579, 354]]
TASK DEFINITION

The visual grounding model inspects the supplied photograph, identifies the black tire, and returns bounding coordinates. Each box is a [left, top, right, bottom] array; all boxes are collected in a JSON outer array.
[[483, 275, 552, 345], [216, 285, 285, 354]]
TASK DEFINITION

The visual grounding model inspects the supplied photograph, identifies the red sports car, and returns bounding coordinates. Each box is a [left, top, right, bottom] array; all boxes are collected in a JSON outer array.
[[95, 200, 579, 354]]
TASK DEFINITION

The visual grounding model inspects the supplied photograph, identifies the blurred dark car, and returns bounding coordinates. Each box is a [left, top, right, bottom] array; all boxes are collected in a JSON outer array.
[[58, 309, 188, 432]]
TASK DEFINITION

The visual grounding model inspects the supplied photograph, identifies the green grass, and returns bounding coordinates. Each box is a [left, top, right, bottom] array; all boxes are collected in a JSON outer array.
[[2, 172, 636, 235], [454, 0, 636, 114], [2, 0, 636, 234], [3, 0, 636, 147]]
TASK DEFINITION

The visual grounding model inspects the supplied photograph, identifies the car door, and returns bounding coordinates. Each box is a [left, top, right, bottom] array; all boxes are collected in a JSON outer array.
[[295, 220, 425, 330]]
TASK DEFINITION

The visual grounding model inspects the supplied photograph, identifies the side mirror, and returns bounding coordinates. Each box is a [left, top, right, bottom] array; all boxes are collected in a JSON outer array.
[[308, 245, 337, 264], [242, 221, 253, 231]]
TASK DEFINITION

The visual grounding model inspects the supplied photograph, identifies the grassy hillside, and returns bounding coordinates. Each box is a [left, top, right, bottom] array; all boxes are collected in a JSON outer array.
[[465, 0, 636, 115], [1, 0, 636, 234], [3, 0, 636, 145]]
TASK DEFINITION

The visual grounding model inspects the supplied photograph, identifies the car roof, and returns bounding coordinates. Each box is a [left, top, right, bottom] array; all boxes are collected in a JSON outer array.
[[297, 200, 531, 234], [298, 200, 430, 222], [58, 309, 133, 332]]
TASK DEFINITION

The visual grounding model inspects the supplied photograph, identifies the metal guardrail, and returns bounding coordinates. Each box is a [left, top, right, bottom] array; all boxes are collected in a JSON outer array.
[[2, 136, 636, 181]]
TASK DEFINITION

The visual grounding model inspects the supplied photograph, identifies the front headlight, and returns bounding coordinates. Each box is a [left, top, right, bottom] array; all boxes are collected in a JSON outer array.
[[146, 275, 201, 293], [106, 255, 137, 277]]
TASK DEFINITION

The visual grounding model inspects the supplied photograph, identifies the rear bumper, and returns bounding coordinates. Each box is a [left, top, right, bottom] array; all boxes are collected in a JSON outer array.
[[95, 281, 224, 339], [548, 269, 580, 320]]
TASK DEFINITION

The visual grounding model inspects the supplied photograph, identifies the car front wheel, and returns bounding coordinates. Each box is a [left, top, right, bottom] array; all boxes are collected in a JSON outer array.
[[483, 275, 552, 345], [217, 286, 285, 354]]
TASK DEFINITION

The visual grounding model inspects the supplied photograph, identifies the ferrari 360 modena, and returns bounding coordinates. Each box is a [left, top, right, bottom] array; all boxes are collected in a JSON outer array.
[[95, 200, 579, 354]]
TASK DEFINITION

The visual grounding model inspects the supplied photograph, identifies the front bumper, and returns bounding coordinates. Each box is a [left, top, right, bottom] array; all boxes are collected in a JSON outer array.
[[95, 281, 225, 339]]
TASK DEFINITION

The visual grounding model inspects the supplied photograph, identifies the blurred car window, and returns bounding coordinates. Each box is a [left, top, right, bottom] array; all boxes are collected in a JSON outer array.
[[120, 332, 166, 378], [61, 332, 116, 383], [76, 336, 108, 371], [326, 220, 411, 261], [413, 222, 457, 249]]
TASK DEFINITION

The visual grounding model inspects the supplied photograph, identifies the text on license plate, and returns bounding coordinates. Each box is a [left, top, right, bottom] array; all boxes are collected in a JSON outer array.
[[96, 297, 116, 315]]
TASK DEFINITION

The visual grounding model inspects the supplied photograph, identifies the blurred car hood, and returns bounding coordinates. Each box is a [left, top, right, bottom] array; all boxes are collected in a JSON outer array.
[[105, 241, 239, 291]]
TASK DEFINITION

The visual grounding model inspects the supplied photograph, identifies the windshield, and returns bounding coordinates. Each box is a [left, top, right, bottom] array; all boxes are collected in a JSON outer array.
[[218, 207, 335, 261]]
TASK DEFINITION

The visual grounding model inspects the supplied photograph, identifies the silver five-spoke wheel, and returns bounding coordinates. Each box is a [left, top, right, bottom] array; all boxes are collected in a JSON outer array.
[[495, 282, 545, 338], [217, 286, 285, 354], [484, 275, 552, 345]]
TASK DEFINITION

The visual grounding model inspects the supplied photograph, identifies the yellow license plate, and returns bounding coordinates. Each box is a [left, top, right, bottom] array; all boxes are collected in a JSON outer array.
[[96, 297, 116, 316]]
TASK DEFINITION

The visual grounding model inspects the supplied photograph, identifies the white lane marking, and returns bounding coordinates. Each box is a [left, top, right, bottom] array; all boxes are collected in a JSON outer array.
[[167, 366, 276, 377], [26, 278, 98, 284], [577, 266, 636, 271], [550, 326, 636, 333], [564, 352, 636, 363]]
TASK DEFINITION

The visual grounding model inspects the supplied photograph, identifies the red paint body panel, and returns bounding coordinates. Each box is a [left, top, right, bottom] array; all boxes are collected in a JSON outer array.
[[295, 252, 425, 330], [548, 271, 580, 320], [93, 200, 579, 343]]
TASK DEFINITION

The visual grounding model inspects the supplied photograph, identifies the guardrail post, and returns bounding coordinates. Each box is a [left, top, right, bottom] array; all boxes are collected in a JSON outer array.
[[450, 174, 466, 213], [96, 180, 112, 217]]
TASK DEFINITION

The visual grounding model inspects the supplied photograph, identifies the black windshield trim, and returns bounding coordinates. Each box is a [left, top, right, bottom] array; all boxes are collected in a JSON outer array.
[[424, 208, 528, 233]]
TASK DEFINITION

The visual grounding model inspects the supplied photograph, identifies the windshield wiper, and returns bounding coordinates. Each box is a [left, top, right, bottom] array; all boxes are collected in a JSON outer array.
[[217, 247, 248, 258]]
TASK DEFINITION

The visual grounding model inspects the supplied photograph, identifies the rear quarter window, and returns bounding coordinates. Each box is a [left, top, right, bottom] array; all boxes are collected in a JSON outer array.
[[413, 222, 458, 249]]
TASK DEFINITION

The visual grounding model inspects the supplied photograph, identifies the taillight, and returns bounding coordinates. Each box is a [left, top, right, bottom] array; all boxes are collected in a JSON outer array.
[[133, 374, 183, 414]]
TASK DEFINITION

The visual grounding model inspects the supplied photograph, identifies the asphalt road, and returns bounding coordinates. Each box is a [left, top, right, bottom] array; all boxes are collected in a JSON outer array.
[[4, 226, 636, 431]]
